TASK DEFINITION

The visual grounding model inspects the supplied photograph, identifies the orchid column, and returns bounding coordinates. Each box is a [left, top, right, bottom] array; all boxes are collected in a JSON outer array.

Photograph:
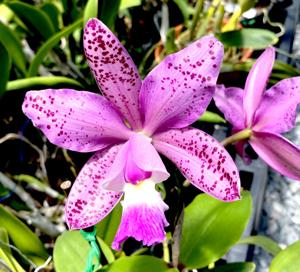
[[22, 18, 240, 250]]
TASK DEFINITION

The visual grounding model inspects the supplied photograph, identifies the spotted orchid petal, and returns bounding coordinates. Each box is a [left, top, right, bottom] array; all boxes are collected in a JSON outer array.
[[104, 133, 170, 191], [253, 77, 300, 134], [140, 36, 224, 135], [153, 128, 240, 201], [84, 18, 142, 130], [112, 179, 168, 250], [250, 131, 300, 180], [22, 89, 132, 152], [243, 47, 275, 127], [214, 86, 245, 130], [65, 145, 123, 229]]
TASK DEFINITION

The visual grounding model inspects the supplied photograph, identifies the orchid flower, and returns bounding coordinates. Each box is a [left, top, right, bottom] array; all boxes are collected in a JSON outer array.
[[22, 18, 240, 250], [214, 47, 300, 180]]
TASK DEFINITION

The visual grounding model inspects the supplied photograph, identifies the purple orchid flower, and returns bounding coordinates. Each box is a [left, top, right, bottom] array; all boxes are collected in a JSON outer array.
[[22, 18, 240, 250], [214, 47, 300, 180]]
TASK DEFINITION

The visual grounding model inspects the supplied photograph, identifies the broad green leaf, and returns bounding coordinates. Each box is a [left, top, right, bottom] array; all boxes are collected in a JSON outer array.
[[97, 237, 115, 264], [53, 231, 91, 272], [99, 0, 121, 29], [0, 41, 11, 95], [0, 205, 48, 265], [203, 262, 256, 272], [238, 235, 281, 256], [199, 111, 226, 123], [217, 28, 278, 49], [179, 191, 252, 269], [7, 1, 55, 40], [120, 0, 141, 10], [172, 0, 194, 26], [270, 240, 300, 272], [96, 203, 122, 246], [84, 0, 98, 25], [0, 4, 14, 23], [7, 76, 83, 91], [40, 3, 61, 32], [28, 19, 83, 77], [104, 256, 168, 272], [0, 21, 26, 74]]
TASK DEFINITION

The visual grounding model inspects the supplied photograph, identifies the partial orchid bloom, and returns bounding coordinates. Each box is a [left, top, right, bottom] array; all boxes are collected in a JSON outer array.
[[22, 18, 240, 250], [214, 47, 300, 180]]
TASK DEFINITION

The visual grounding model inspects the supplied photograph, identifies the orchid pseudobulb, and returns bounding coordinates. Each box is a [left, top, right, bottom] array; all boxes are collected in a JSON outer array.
[[22, 18, 240, 250], [214, 47, 300, 180]]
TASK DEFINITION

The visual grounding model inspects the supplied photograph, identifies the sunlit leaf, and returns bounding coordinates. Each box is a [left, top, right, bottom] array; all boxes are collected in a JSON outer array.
[[203, 262, 256, 272], [217, 28, 278, 49], [84, 0, 98, 25], [270, 240, 300, 272], [28, 19, 83, 77], [0, 41, 11, 95], [0, 21, 26, 74], [0, 205, 48, 265], [120, 0, 141, 10], [179, 191, 252, 269]]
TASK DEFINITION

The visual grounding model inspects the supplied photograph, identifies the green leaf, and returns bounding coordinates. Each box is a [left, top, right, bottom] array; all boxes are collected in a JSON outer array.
[[270, 240, 300, 272], [0, 41, 11, 95], [172, 0, 194, 26], [7, 76, 83, 91], [7, 1, 55, 40], [217, 28, 278, 49], [53, 231, 91, 272], [96, 203, 122, 246], [40, 3, 61, 32], [0, 205, 48, 265], [203, 262, 256, 272], [198, 111, 226, 123], [179, 191, 252, 269], [97, 237, 115, 264], [84, 0, 98, 25], [0, 21, 26, 74], [238, 235, 281, 256], [104, 256, 168, 272], [28, 19, 83, 77], [120, 0, 141, 10], [99, 0, 121, 30]]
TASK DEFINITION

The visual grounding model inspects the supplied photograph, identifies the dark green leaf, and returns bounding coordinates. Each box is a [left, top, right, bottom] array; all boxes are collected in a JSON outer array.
[[203, 262, 256, 272], [7, 1, 55, 40], [99, 0, 121, 30], [84, 0, 98, 25], [53, 231, 90, 272], [96, 203, 122, 246], [0, 21, 26, 74], [0, 205, 48, 265], [7, 76, 83, 91], [104, 256, 168, 272], [238, 235, 281, 256], [40, 2, 61, 32], [217, 28, 278, 49], [179, 191, 252, 269], [270, 240, 300, 272], [28, 19, 83, 77], [0, 41, 11, 95]]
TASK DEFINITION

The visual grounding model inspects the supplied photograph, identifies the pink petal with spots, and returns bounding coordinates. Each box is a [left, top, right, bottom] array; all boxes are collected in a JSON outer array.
[[253, 77, 300, 134], [84, 18, 142, 130], [250, 131, 300, 180], [65, 144, 123, 229], [153, 128, 240, 201], [104, 133, 170, 191], [140, 35, 224, 135], [214, 85, 245, 130], [22, 89, 132, 152], [243, 47, 275, 127]]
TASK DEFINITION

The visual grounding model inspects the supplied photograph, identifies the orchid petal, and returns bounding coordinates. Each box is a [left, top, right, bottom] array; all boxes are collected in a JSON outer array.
[[65, 145, 123, 229], [153, 128, 240, 201], [112, 180, 168, 250], [23, 89, 131, 152], [84, 18, 142, 130], [104, 133, 170, 191], [214, 85, 245, 130], [253, 77, 300, 133], [250, 131, 300, 180], [140, 36, 223, 135], [243, 47, 275, 127], [22, 89, 132, 152]]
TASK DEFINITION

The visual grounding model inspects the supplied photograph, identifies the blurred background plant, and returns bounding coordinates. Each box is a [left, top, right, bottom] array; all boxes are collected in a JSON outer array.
[[0, 0, 300, 271]]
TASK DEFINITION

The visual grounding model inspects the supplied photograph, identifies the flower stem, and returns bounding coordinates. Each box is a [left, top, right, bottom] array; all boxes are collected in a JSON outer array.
[[221, 128, 252, 147], [189, 0, 204, 41]]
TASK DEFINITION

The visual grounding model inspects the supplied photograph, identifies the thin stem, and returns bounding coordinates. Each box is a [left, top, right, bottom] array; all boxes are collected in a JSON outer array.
[[189, 0, 204, 41], [221, 128, 252, 147]]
